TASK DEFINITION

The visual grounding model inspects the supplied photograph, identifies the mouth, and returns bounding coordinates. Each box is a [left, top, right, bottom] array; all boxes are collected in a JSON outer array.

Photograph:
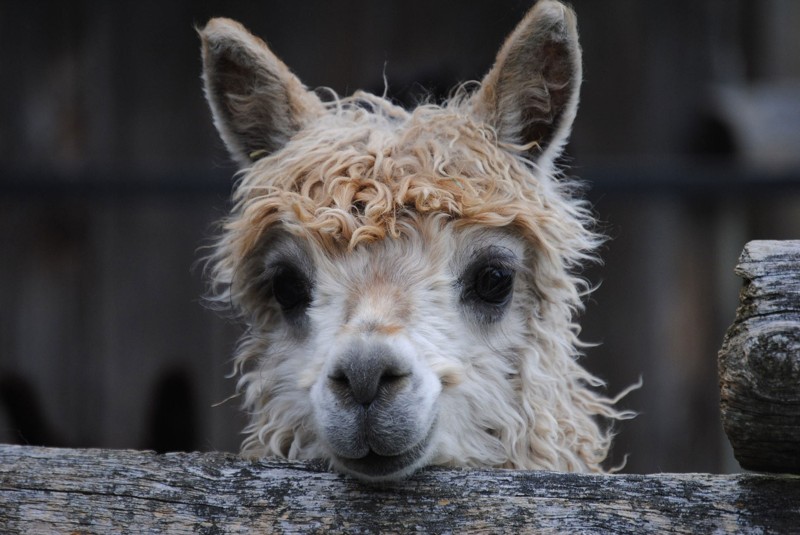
[[332, 426, 435, 481]]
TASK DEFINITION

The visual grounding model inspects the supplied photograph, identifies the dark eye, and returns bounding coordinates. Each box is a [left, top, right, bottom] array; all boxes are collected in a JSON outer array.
[[473, 265, 515, 305], [459, 246, 520, 324], [272, 266, 311, 312]]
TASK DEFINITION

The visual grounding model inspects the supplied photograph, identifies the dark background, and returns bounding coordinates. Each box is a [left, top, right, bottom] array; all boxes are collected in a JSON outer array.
[[1, 0, 799, 473]]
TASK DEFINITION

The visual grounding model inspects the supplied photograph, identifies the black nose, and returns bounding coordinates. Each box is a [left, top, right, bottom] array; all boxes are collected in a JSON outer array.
[[329, 344, 410, 406]]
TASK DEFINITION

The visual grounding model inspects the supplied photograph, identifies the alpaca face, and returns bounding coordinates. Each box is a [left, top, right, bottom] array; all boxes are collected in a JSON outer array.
[[200, 0, 634, 481], [251, 224, 529, 479]]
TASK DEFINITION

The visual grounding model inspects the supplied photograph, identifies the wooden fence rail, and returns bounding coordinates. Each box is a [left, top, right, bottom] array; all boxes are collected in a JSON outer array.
[[1, 445, 799, 534], [1, 239, 799, 533]]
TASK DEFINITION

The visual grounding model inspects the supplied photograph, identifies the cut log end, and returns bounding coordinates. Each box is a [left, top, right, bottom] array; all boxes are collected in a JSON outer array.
[[719, 240, 800, 474]]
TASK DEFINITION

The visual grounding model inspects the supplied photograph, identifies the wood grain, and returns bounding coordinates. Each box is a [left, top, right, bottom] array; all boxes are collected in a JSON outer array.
[[1, 445, 799, 534], [719, 240, 800, 474]]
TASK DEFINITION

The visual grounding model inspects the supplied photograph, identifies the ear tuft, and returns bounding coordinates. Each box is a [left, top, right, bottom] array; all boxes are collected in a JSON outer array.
[[471, 0, 582, 172], [199, 18, 324, 168]]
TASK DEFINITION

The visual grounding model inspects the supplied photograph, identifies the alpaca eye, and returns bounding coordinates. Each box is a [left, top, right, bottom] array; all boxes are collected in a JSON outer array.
[[459, 246, 519, 324], [474, 265, 515, 305], [272, 267, 311, 312]]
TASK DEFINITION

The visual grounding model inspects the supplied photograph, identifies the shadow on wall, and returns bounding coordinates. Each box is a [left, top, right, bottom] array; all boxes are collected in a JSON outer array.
[[0, 368, 199, 453]]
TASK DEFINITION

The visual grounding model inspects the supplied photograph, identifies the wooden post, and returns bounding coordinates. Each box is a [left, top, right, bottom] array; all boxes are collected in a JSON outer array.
[[719, 240, 800, 474], [1, 445, 799, 533]]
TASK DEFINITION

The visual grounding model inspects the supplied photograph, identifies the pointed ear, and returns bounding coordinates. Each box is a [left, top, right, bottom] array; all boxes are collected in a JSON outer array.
[[471, 0, 582, 171], [199, 18, 325, 168]]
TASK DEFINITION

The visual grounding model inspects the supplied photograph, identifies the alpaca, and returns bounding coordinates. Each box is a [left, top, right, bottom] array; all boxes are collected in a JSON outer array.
[[199, 0, 635, 482]]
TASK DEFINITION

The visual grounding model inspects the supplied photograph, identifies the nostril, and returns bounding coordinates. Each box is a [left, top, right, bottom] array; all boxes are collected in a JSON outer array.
[[327, 370, 352, 399], [328, 369, 348, 385], [380, 370, 408, 385]]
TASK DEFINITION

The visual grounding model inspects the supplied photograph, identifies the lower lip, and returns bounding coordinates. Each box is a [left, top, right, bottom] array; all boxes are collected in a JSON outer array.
[[336, 426, 434, 479]]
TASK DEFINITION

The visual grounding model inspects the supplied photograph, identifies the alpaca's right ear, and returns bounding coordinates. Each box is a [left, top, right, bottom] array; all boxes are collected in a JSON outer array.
[[199, 18, 325, 168], [470, 0, 582, 174]]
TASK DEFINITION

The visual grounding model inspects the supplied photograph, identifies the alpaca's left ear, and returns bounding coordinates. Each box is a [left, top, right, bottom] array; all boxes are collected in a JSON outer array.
[[199, 18, 325, 168], [471, 0, 582, 171]]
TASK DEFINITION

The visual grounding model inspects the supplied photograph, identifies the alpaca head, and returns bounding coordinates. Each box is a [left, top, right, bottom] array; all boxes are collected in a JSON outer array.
[[200, 0, 631, 481]]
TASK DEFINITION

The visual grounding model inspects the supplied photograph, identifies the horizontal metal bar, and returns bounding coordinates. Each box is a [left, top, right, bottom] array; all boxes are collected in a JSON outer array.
[[1, 162, 799, 199]]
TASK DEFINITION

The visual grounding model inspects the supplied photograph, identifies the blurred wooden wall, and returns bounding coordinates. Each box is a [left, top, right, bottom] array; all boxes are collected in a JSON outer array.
[[1, 0, 799, 473]]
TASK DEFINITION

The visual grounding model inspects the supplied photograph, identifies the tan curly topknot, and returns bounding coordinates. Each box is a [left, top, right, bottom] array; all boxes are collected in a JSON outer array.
[[222, 92, 595, 272]]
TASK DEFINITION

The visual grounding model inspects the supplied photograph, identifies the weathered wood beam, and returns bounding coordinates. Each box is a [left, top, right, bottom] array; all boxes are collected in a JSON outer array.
[[1, 445, 799, 533], [719, 240, 800, 474]]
